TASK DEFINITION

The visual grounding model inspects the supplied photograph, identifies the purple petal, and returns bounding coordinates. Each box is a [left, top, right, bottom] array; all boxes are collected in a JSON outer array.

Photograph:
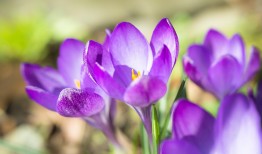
[[84, 40, 103, 71], [204, 29, 228, 60], [149, 46, 173, 83], [112, 65, 133, 87], [160, 138, 201, 154], [93, 63, 125, 100], [80, 63, 98, 91], [183, 55, 216, 93], [57, 88, 105, 117], [226, 34, 245, 66], [207, 55, 243, 99], [109, 22, 150, 72], [184, 45, 212, 78], [183, 57, 202, 84], [101, 48, 115, 76], [26, 86, 59, 111], [150, 18, 179, 64], [21, 63, 66, 92], [172, 99, 215, 153], [58, 39, 85, 87], [103, 29, 111, 50], [85, 40, 114, 76], [243, 47, 260, 83], [213, 93, 262, 154], [123, 76, 166, 107]]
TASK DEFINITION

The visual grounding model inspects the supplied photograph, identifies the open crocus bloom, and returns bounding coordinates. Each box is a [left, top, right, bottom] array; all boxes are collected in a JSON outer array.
[[85, 18, 179, 137], [21, 39, 118, 145], [160, 93, 262, 154], [183, 29, 260, 100]]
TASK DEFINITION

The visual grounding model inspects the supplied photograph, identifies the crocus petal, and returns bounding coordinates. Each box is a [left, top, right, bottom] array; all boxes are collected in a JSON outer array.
[[204, 29, 228, 59], [123, 76, 166, 107], [160, 138, 201, 154], [226, 34, 245, 66], [243, 47, 260, 83], [58, 39, 85, 87], [80, 63, 98, 91], [26, 86, 59, 111], [149, 46, 173, 83], [21, 63, 66, 92], [113, 65, 133, 87], [102, 30, 120, 75], [85, 40, 115, 76], [93, 63, 125, 100], [103, 29, 111, 50], [212, 94, 262, 154], [150, 18, 179, 64], [185, 45, 212, 76], [102, 48, 115, 76], [172, 99, 215, 154], [183, 45, 215, 92], [183, 57, 202, 84], [57, 88, 105, 117], [207, 55, 242, 99], [109, 22, 150, 72], [84, 40, 103, 71]]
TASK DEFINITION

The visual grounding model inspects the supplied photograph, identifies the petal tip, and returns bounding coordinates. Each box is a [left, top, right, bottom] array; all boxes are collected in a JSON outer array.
[[57, 88, 105, 117]]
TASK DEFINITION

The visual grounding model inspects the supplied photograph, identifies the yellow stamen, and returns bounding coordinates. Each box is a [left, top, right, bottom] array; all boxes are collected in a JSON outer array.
[[74, 79, 81, 89], [132, 69, 141, 81]]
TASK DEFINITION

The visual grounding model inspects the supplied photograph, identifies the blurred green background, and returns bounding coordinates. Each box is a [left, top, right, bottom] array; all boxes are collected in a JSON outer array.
[[0, 0, 261, 153]]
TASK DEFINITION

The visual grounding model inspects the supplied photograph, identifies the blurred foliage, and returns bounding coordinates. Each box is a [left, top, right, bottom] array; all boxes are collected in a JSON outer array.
[[0, 125, 46, 154], [0, 13, 87, 63], [0, 15, 52, 62]]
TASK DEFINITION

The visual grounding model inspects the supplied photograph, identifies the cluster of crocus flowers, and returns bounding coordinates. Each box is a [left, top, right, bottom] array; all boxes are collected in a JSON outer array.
[[160, 30, 261, 153], [21, 17, 262, 153], [160, 94, 262, 154], [21, 18, 179, 146]]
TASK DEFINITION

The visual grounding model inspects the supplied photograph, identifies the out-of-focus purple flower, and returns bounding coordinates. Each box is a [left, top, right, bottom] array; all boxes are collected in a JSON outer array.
[[21, 39, 118, 145], [85, 18, 179, 138], [183, 29, 261, 99], [160, 93, 262, 154]]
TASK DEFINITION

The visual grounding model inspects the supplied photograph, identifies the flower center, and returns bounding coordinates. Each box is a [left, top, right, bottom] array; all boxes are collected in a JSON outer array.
[[74, 79, 81, 89], [131, 69, 141, 81]]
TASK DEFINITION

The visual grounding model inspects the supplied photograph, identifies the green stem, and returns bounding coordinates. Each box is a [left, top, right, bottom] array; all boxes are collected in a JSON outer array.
[[140, 124, 150, 154]]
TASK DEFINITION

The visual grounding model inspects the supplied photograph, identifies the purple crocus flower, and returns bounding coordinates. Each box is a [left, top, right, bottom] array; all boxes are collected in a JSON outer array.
[[183, 29, 261, 99], [21, 39, 118, 145], [85, 18, 179, 138], [160, 93, 262, 154]]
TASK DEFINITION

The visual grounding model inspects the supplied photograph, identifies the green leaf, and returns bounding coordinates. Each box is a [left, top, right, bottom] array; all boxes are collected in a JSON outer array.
[[160, 77, 187, 140], [152, 105, 160, 154]]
